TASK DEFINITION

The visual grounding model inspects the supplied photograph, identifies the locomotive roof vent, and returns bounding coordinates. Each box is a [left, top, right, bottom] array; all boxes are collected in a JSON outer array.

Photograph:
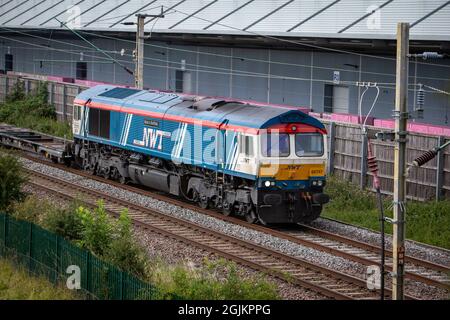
[[188, 98, 243, 111], [189, 98, 225, 111]]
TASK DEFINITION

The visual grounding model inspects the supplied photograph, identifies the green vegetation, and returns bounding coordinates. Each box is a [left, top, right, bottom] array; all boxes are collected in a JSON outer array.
[[0, 80, 72, 138], [323, 175, 450, 249], [0, 259, 76, 300], [0, 152, 27, 212], [11, 194, 279, 299], [152, 258, 279, 300]]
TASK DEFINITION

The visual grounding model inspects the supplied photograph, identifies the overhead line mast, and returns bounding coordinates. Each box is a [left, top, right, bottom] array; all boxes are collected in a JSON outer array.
[[392, 22, 409, 300], [123, 7, 165, 89]]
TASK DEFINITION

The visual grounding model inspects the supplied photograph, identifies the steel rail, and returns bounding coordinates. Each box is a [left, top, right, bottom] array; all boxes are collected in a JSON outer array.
[[19, 152, 449, 293], [25, 169, 415, 300]]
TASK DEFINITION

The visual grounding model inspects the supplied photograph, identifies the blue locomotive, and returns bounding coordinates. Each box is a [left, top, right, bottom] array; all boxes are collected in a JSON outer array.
[[71, 85, 329, 224]]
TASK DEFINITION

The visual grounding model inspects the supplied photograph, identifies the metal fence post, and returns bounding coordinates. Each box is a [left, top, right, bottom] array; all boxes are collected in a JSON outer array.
[[1, 214, 6, 252], [5, 76, 9, 97], [55, 235, 59, 282], [327, 121, 336, 175], [49, 82, 54, 105], [436, 136, 445, 201], [28, 222, 33, 271], [120, 271, 124, 300], [360, 133, 368, 189], [62, 84, 67, 121], [25, 79, 30, 95], [86, 251, 91, 295]]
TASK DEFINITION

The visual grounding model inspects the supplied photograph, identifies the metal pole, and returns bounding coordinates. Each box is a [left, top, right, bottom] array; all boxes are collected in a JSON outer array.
[[135, 15, 145, 89], [367, 139, 385, 300], [131, 10, 165, 89], [392, 22, 409, 300]]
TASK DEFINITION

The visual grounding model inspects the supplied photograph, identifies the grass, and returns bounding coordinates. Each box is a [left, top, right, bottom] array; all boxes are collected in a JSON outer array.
[[150, 258, 279, 300], [0, 258, 76, 300], [11, 195, 280, 299], [322, 175, 450, 249], [0, 80, 72, 139]]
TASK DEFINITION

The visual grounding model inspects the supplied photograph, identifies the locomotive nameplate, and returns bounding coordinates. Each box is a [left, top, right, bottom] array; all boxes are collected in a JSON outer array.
[[144, 119, 159, 127]]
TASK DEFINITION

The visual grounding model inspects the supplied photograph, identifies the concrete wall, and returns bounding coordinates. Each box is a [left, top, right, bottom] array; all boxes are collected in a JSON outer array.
[[1, 34, 449, 125]]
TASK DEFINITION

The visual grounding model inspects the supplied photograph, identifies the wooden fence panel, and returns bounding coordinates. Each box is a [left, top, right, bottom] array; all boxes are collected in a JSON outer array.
[[0, 74, 448, 201]]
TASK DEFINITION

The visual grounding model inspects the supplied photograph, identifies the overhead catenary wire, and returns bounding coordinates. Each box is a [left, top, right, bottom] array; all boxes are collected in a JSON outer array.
[[53, 18, 134, 76], [2, 33, 449, 106], [75, 28, 450, 81], [3, 25, 449, 84], [1, 27, 449, 105], [0, 32, 399, 88]]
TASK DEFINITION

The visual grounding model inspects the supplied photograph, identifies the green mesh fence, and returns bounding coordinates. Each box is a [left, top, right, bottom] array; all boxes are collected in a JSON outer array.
[[0, 214, 5, 256], [0, 213, 166, 300]]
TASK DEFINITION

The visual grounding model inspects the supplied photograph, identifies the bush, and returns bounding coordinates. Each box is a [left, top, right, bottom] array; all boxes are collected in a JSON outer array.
[[75, 201, 149, 278], [8, 194, 281, 298], [151, 258, 279, 300], [42, 200, 84, 241], [0, 81, 72, 139], [323, 174, 450, 249], [10, 195, 51, 224], [0, 152, 27, 212], [5, 80, 25, 103], [76, 201, 114, 256]]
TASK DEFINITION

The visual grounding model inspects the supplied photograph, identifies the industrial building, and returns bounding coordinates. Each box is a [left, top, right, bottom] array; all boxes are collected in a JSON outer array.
[[0, 0, 449, 125]]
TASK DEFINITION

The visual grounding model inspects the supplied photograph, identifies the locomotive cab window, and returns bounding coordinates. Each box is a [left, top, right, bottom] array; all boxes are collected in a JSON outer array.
[[239, 135, 254, 157], [261, 133, 290, 157], [295, 133, 324, 157], [88, 108, 110, 140]]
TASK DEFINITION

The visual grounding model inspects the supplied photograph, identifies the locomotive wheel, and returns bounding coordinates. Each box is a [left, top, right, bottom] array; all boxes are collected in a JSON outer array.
[[103, 167, 111, 179], [119, 175, 127, 185], [245, 209, 258, 224], [87, 162, 97, 175], [198, 196, 210, 209], [222, 202, 233, 216]]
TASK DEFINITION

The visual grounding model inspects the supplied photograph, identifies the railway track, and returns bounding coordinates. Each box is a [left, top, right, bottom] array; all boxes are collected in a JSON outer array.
[[20, 153, 449, 296], [25, 167, 417, 300], [278, 225, 450, 291]]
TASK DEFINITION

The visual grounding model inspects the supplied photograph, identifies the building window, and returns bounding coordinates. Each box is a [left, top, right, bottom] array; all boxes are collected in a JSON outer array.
[[76, 62, 87, 80], [5, 54, 13, 72], [324, 84, 333, 113], [175, 70, 192, 93], [324, 84, 349, 114]]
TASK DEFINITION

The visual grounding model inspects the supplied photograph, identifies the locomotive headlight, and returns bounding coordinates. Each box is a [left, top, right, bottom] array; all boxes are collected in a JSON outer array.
[[317, 180, 323, 187], [270, 181, 276, 186], [312, 180, 318, 186], [264, 181, 271, 187]]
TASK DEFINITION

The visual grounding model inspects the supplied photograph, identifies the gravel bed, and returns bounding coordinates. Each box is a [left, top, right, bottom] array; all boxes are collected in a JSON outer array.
[[21, 157, 448, 299], [23, 184, 324, 300], [133, 228, 325, 300]]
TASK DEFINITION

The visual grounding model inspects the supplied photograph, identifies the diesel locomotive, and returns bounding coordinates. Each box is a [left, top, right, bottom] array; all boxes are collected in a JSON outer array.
[[71, 85, 329, 224]]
